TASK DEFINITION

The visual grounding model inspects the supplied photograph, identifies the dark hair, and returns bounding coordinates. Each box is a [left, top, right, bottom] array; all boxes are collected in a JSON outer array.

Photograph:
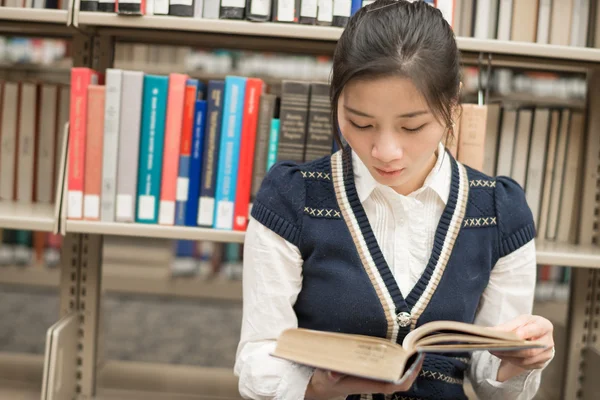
[[330, 0, 461, 148]]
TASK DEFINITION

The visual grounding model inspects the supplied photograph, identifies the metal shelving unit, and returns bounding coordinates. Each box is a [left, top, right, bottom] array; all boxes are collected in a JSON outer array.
[[1, 4, 600, 400]]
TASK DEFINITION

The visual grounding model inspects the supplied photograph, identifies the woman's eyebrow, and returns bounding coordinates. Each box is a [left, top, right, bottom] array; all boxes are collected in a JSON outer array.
[[344, 105, 428, 118]]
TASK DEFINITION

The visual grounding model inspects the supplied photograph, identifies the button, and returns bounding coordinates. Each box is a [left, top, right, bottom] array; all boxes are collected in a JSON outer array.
[[397, 311, 412, 328]]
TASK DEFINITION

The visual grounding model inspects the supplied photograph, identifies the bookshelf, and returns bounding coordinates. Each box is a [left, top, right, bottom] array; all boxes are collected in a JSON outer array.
[[2, 3, 600, 400]]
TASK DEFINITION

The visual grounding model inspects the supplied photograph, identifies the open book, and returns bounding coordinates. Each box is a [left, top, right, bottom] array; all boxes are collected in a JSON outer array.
[[271, 320, 545, 384]]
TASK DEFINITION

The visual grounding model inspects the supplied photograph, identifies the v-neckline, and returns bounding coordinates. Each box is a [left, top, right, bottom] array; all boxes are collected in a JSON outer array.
[[330, 145, 469, 343]]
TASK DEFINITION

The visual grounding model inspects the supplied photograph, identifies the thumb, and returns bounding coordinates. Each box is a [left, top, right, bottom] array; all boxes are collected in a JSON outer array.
[[326, 370, 344, 383], [490, 315, 530, 333]]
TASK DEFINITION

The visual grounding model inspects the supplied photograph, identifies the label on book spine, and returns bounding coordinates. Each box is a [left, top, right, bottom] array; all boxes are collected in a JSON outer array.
[[222, 0, 244, 6], [198, 197, 215, 226], [301, 0, 317, 17], [251, 0, 271, 15], [333, 0, 350, 16], [318, 0, 333, 23], [138, 195, 156, 221], [159, 201, 175, 225], [68, 191, 83, 219], [277, 0, 295, 20], [154, 0, 169, 13], [116, 194, 133, 220], [176, 178, 189, 201], [84, 195, 100, 220], [215, 201, 234, 230], [170, 0, 193, 5]]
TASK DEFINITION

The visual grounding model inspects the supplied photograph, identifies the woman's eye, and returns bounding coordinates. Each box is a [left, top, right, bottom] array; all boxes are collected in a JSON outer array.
[[350, 120, 372, 130], [403, 124, 426, 133]]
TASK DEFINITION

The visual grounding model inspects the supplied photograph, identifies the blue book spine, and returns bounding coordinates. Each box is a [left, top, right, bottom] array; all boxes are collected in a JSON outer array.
[[197, 81, 207, 100], [185, 100, 208, 226], [198, 80, 225, 227], [175, 79, 199, 226], [351, 0, 362, 15], [266, 118, 280, 172], [136, 75, 169, 224], [213, 76, 247, 230]]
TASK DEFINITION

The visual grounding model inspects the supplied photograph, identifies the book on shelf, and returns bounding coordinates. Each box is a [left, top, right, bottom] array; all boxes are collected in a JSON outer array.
[[272, 321, 545, 384]]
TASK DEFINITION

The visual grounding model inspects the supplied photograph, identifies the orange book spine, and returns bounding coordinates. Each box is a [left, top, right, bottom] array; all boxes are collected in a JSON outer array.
[[233, 78, 264, 231], [159, 73, 188, 225], [83, 85, 105, 221], [67, 67, 98, 219]]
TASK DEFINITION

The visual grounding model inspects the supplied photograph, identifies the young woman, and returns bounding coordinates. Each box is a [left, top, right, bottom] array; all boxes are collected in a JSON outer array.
[[234, 1, 555, 399]]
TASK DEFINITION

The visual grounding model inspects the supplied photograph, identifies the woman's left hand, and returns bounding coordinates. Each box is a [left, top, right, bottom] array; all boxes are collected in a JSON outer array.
[[490, 314, 555, 371]]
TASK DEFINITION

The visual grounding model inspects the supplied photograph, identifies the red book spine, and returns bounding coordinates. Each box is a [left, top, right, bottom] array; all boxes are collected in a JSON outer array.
[[233, 78, 264, 231], [67, 67, 98, 220]]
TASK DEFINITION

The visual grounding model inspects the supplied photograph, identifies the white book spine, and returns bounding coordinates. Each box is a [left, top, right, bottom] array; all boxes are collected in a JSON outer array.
[[55, 86, 70, 188], [36, 84, 59, 204], [495, 109, 517, 177], [474, 0, 491, 39], [536, 0, 552, 44], [435, 0, 454, 28], [546, 110, 570, 240], [524, 109, 550, 228], [0, 83, 18, 201], [511, 109, 533, 188], [17, 83, 37, 203], [101, 69, 123, 222], [154, 0, 170, 14], [496, 0, 513, 40]]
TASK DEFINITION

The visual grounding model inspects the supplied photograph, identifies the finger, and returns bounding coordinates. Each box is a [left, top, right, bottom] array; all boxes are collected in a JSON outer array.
[[326, 370, 345, 383], [491, 315, 531, 332], [491, 347, 546, 359], [520, 348, 555, 368], [516, 319, 553, 340]]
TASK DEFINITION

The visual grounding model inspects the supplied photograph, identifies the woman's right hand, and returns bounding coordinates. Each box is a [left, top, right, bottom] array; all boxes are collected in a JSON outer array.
[[304, 356, 424, 400]]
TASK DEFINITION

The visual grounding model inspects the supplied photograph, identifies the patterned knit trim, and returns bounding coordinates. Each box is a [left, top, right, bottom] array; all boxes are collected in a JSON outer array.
[[419, 369, 463, 385], [500, 223, 536, 257], [331, 149, 400, 343], [250, 201, 300, 246], [463, 217, 497, 228], [469, 179, 496, 188], [408, 161, 469, 329], [300, 170, 332, 181]]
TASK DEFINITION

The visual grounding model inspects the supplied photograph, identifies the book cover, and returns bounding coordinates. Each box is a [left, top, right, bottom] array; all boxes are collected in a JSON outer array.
[[185, 99, 208, 227], [277, 81, 310, 164], [233, 78, 264, 231], [304, 82, 333, 162], [198, 80, 225, 227], [246, 0, 271, 20], [175, 79, 199, 226], [267, 118, 280, 171], [136, 75, 169, 224], [83, 85, 106, 221], [16, 82, 37, 203], [36, 84, 59, 204], [68, 67, 99, 220], [115, 70, 144, 223], [214, 76, 247, 230], [159, 73, 188, 226]]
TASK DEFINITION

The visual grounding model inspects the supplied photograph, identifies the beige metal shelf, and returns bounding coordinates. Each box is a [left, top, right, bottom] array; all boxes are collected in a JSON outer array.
[[536, 240, 600, 269], [0, 201, 57, 232], [0, 353, 44, 400], [0, 7, 69, 24], [0, 265, 60, 288], [66, 220, 245, 243]]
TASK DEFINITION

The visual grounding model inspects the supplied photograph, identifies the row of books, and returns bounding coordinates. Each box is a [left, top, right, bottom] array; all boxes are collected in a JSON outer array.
[[535, 264, 570, 301], [457, 0, 600, 48], [481, 105, 585, 244], [0, 229, 62, 267], [66, 68, 335, 231], [171, 240, 242, 279], [0, 38, 68, 66], [0, 0, 68, 8], [0, 80, 68, 204]]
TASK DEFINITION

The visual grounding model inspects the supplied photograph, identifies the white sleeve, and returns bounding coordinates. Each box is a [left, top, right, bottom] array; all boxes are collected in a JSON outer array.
[[234, 217, 315, 400], [468, 240, 553, 400]]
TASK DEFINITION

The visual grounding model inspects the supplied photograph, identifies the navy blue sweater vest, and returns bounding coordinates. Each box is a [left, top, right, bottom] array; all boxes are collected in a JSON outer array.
[[250, 146, 536, 400]]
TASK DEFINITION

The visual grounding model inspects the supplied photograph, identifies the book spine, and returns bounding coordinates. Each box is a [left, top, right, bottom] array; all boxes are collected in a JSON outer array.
[[300, 0, 317, 24], [80, 0, 99, 10], [169, 0, 194, 16], [213, 76, 247, 230], [185, 100, 208, 227], [0, 82, 18, 202], [220, 0, 245, 18], [136, 75, 169, 224], [456, 104, 488, 171], [304, 82, 332, 162], [245, 0, 271, 20], [83, 85, 106, 221], [175, 79, 199, 226], [55, 86, 70, 194], [68, 67, 98, 220], [316, 0, 333, 25], [36, 84, 58, 204], [332, 0, 350, 26], [154, 0, 169, 13], [198, 80, 225, 227], [17, 82, 37, 203], [350, 0, 360, 15], [250, 93, 276, 204], [116, 70, 144, 222], [276, 81, 310, 164], [202, 0, 220, 18], [267, 118, 280, 171], [233, 78, 264, 231], [101, 68, 123, 223], [273, 0, 297, 22], [98, 0, 116, 11], [159, 73, 188, 226]]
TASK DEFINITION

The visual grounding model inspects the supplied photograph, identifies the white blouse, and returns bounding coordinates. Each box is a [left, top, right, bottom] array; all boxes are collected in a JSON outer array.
[[234, 144, 547, 400]]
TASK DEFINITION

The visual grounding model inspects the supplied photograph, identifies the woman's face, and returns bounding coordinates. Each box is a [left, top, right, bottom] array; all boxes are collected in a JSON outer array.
[[337, 76, 448, 196]]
